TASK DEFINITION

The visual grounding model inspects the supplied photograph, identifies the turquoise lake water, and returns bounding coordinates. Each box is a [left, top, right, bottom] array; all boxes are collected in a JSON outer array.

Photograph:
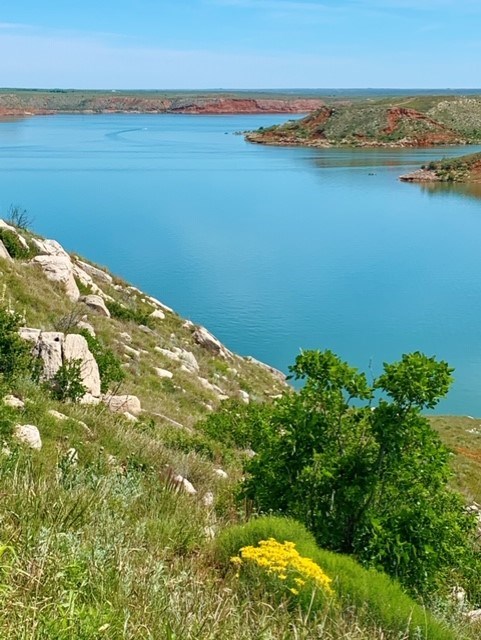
[[1, 114, 481, 414]]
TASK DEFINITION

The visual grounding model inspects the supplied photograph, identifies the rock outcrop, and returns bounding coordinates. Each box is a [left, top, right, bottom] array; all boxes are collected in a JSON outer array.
[[193, 326, 232, 358], [0, 240, 12, 261], [31, 255, 80, 301], [19, 328, 101, 401], [80, 294, 111, 317]]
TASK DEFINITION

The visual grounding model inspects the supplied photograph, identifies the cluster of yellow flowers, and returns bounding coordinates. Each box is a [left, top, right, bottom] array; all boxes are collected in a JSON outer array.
[[231, 538, 334, 597]]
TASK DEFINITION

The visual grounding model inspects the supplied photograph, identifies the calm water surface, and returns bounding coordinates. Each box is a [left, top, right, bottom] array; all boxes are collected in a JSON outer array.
[[1, 114, 481, 415]]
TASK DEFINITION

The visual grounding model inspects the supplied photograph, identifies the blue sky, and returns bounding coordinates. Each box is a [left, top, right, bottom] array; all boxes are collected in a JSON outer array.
[[1, 0, 480, 89]]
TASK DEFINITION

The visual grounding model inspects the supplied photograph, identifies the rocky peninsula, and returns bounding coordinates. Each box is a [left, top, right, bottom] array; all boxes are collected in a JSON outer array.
[[245, 95, 481, 148]]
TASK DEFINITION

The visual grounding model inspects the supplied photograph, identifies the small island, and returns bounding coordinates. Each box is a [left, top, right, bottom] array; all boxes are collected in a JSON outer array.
[[399, 151, 481, 183]]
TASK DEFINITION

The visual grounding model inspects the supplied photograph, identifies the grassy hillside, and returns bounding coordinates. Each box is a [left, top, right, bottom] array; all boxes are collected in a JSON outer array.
[[246, 95, 481, 147], [400, 151, 481, 183], [1, 217, 481, 638]]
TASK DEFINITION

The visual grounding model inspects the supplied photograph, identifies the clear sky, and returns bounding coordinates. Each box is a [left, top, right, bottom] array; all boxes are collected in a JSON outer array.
[[1, 0, 480, 89]]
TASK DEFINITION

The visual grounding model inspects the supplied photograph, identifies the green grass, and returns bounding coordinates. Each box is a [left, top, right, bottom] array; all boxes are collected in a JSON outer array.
[[215, 517, 463, 640]]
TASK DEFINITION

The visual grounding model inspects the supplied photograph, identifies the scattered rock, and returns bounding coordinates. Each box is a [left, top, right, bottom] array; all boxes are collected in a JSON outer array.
[[76, 320, 96, 336], [198, 377, 225, 397], [466, 609, 481, 623], [119, 332, 132, 343], [173, 474, 197, 495], [193, 326, 231, 358], [203, 491, 214, 507], [214, 468, 228, 480], [123, 411, 139, 422], [246, 356, 287, 383], [0, 240, 12, 261], [155, 367, 173, 379], [72, 263, 103, 296], [139, 325, 155, 334], [76, 259, 113, 284], [31, 255, 80, 301], [48, 409, 68, 421], [204, 525, 216, 539], [104, 394, 142, 416], [80, 294, 110, 317], [239, 390, 250, 404], [124, 345, 141, 359], [3, 395, 24, 409], [14, 424, 42, 450], [150, 309, 165, 320], [146, 295, 173, 314]]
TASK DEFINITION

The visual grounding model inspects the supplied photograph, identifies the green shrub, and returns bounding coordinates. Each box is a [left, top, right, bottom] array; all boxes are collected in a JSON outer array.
[[51, 359, 86, 403], [78, 330, 125, 393], [0, 306, 34, 382], [215, 517, 458, 640], [240, 350, 477, 596], [0, 229, 30, 260], [106, 300, 152, 327], [197, 399, 274, 451]]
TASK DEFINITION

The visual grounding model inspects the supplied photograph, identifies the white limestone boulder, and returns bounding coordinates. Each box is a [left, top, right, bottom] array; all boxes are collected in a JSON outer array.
[[31, 254, 80, 301], [155, 367, 173, 379], [3, 395, 24, 409], [104, 394, 142, 416], [30, 237, 69, 257], [193, 326, 231, 358], [0, 240, 12, 261], [14, 424, 42, 450], [75, 259, 113, 284], [150, 309, 165, 320], [80, 294, 110, 317]]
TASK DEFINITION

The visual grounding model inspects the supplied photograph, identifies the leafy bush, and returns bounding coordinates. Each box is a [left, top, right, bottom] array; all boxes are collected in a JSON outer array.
[[51, 359, 86, 402], [238, 350, 477, 596], [0, 229, 30, 260], [0, 306, 34, 382], [78, 330, 125, 393], [106, 300, 152, 327], [216, 517, 457, 640], [197, 399, 274, 451]]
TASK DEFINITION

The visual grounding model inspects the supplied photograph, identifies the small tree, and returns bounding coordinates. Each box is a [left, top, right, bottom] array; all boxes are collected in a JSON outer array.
[[51, 359, 86, 403], [240, 350, 477, 595]]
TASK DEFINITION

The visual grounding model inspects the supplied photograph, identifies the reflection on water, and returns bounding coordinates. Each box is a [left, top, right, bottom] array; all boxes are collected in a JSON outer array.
[[416, 180, 481, 202]]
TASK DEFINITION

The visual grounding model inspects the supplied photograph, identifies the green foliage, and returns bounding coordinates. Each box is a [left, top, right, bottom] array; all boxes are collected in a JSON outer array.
[[78, 330, 125, 393], [0, 306, 34, 382], [197, 399, 274, 451], [240, 350, 478, 595], [0, 229, 30, 260], [216, 517, 457, 640], [51, 359, 87, 403], [106, 299, 152, 326]]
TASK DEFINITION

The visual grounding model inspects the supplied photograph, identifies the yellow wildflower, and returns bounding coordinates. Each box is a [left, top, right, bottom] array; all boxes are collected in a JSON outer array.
[[230, 538, 334, 599]]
